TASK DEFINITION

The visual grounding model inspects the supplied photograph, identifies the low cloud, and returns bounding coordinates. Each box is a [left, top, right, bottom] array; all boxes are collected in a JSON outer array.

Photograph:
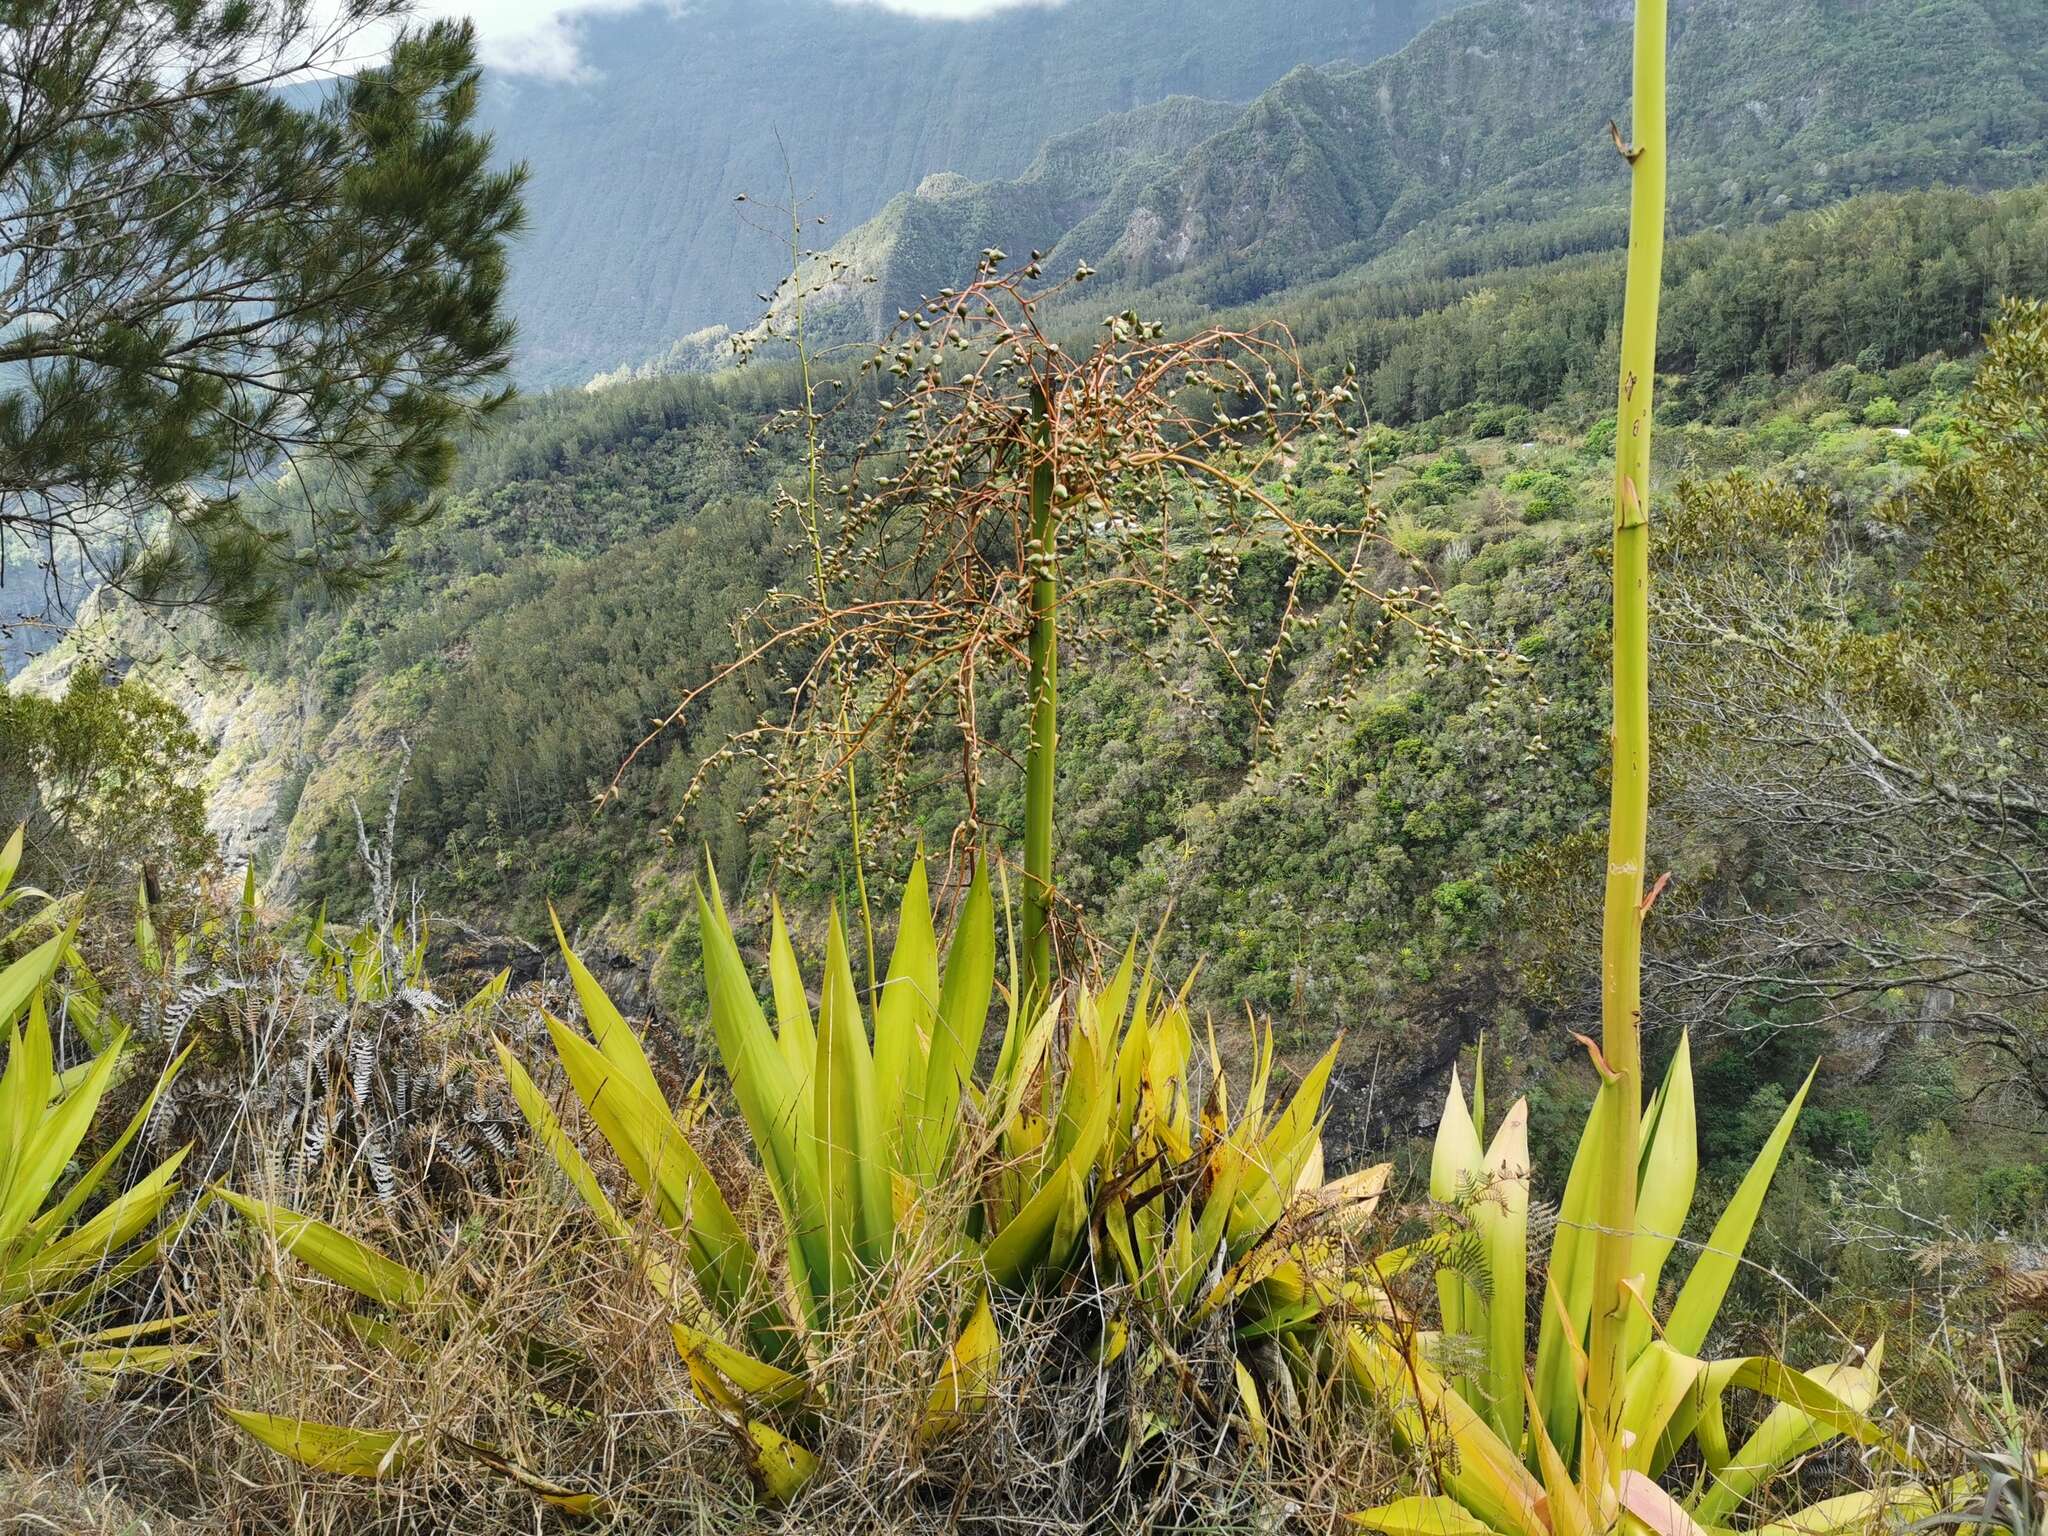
[[414, 0, 669, 82], [833, 0, 1069, 15], [419, 0, 1071, 83]]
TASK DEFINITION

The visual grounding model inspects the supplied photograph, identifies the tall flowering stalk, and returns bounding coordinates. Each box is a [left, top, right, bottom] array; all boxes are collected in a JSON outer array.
[[1584, 0, 1669, 1487]]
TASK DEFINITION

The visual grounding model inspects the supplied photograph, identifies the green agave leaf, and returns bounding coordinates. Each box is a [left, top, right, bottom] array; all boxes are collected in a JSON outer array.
[[15, 1037, 194, 1263], [1532, 1062, 1623, 1460], [3, 1148, 187, 1306], [1230, 1035, 1340, 1245], [495, 1038, 685, 1305], [910, 859, 995, 1187], [766, 897, 819, 1157], [696, 879, 829, 1312], [983, 1161, 1084, 1291], [1627, 1037, 1699, 1365], [1664, 1062, 1815, 1360], [871, 855, 939, 1155], [1, 1007, 121, 1245], [813, 905, 881, 1302], [1621, 1339, 1707, 1474], [543, 1014, 781, 1349]]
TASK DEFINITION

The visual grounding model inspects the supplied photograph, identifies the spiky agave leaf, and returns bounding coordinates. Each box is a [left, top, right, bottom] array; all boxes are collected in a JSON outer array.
[[2, 983, 191, 1313]]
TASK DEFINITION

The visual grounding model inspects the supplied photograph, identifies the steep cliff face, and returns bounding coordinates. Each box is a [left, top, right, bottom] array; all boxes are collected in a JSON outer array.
[[11, 604, 400, 896]]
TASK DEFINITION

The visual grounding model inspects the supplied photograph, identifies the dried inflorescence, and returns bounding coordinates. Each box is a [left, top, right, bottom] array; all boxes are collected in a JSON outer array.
[[616, 254, 1492, 942]]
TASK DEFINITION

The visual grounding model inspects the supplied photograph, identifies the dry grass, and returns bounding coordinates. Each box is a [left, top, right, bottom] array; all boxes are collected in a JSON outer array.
[[2, 1048, 1413, 1535]]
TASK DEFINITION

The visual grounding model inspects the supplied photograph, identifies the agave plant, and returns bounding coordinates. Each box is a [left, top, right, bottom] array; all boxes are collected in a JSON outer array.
[[1, 827, 195, 1350], [1345, 1037, 1903, 1536], [1345, 3, 1910, 1531], [501, 851, 1379, 1500]]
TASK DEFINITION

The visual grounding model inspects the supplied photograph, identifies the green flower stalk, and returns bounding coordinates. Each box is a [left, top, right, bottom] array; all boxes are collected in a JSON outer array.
[[1586, 0, 1668, 1484]]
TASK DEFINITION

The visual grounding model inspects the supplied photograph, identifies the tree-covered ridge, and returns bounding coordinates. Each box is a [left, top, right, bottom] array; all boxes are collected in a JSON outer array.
[[476, 0, 1464, 385], [668, 0, 2048, 373]]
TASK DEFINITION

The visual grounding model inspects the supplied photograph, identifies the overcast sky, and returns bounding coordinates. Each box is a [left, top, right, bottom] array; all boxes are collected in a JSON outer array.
[[415, 0, 1066, 81]]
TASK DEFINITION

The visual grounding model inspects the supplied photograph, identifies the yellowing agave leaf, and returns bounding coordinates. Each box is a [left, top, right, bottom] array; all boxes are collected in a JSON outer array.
[[223, 1407, 418, 1478], [921, 1291, 999, 1440], [70, 1341, 210, 1378], [1522, 1375, 1594, 1536], [685, 1354, 822, 1505], [1359, 1327, 1547, 1536], [542, 1014, 772, 1335], [22, 1037, 194, 1261], [44, 1189, 214, 1322], [1316, 1161, 1394, 1232], [463, 968, 511, 1013], [549, 905, 664, 1110], [673, 1322, 811, 1412], [1692, 1346, 1889, 1526], [216, 1190, 430, 1309], [1232, 1357, 1271, 1453], [1476, 1096, 1530, 1447], [1346, 1495, 1500, 1536], [1754, 1486, 1939, 1536], [747, 1419, 822, 1505]]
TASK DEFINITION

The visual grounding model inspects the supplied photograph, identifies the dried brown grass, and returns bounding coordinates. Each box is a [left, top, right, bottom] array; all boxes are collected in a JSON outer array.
[[2, 1061, 1410, 1535]]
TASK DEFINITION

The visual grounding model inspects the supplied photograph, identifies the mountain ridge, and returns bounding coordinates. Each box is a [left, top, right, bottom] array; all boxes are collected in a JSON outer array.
[[683, 0, 2048, 369], [478, 0, 1469, 385]]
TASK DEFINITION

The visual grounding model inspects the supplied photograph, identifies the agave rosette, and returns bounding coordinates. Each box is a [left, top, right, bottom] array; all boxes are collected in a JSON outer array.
[[1347, 1037, 1911, 1536]]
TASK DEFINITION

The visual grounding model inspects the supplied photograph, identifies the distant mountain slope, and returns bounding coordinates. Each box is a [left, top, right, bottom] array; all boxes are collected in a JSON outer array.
[[480, 0, 1467, 386], [1093, 0, 2048, 296], [712, 0, 2048, 356], [593, 94, 1244, 380]]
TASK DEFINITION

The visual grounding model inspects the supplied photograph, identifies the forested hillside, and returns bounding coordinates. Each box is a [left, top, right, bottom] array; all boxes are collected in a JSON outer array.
[[8, 3, 2048, 1526], [30, 183, 2040, 1077]]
